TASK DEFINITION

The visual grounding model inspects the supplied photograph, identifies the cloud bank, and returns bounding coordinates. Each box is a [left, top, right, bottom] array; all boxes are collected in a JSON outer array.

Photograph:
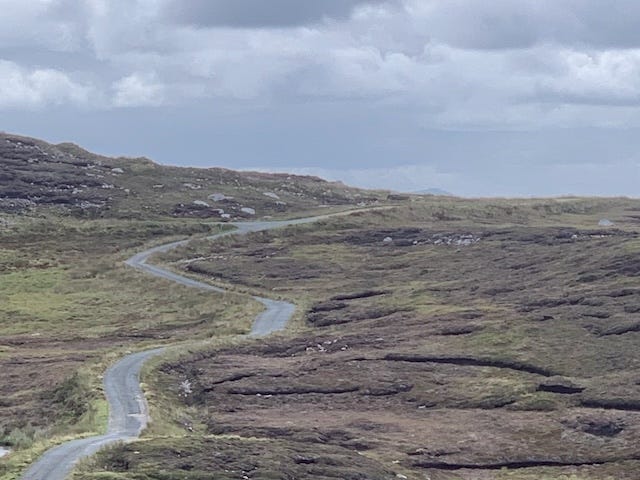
[[1, 0, 639, 195]]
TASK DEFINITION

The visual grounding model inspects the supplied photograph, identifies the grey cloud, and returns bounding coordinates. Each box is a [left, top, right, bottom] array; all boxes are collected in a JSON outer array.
[[4, 0, 640, 197], [418, 0, 640, 50], [164, 0, 395, 28]]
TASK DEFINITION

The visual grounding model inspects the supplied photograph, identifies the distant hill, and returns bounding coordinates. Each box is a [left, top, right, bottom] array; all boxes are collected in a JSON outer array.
[[0, 133, 384, 219], [413, 187, 454, 196]]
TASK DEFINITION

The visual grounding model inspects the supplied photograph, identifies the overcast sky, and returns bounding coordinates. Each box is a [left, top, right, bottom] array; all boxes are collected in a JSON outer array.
[[2, 0, 640, 196]]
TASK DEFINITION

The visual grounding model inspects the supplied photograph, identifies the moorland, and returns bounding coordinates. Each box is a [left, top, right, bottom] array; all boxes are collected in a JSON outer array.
[[2, 133, 640, 480]]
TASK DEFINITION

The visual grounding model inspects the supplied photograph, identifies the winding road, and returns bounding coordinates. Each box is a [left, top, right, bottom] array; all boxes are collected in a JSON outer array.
[[20, 215, 329, 480]]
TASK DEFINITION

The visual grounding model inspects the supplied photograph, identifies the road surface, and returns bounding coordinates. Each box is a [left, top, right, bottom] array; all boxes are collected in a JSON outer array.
[[20, 215, 329, 480]]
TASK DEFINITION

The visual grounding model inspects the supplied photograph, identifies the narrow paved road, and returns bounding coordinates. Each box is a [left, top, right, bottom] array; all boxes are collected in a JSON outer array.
[[21, 215, 329, 480]]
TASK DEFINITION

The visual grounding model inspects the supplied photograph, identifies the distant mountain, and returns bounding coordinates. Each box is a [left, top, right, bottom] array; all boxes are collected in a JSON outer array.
[[413, 188, 454, 196]]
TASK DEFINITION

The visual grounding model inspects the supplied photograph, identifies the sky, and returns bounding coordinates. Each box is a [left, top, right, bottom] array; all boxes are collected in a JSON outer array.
[[1, 0, 640, 197]]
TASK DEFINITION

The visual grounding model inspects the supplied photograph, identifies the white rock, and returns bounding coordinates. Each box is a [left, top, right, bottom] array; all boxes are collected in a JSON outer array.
[[263, 191, 280, 200], [209, 193, 231, 201], [598, 219, 614, 227], [193, 200, 210, 207], [0, 447, 10, 458], [111, 167, 124, 174], [241, 207, 256, 215], [221, 213, 231, 219], [383, 237, 393, 244]]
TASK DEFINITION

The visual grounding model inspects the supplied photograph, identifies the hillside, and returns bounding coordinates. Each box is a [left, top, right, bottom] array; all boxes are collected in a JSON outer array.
[[0, 133, 392, 479], [3, 134, 640, 480], [78, 197, 640, 480], [0, 132, 382, 219]]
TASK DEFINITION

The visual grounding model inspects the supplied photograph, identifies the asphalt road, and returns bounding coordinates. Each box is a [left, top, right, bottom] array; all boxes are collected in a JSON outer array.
[[20, 216, 328, 480]]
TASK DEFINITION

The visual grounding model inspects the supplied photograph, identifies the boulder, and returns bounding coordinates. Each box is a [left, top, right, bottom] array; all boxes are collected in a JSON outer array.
[[209, 193, 232, 202]]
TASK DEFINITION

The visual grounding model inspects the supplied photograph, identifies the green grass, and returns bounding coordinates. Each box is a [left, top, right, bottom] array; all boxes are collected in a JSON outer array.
[[0, 216, 260, 480]]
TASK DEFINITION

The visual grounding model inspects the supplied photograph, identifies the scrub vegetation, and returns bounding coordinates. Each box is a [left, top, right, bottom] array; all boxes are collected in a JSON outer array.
[[0, 133, 382, 479], [76, 196, 640, 480], [4, 134, 640, 479]]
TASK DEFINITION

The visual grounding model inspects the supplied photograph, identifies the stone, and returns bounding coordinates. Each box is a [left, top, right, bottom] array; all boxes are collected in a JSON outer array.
[[263, 191, 280, 200], [241, 207, 256, 215], [383, 237, 393, 244], [193, 200, 210, 207], [599, 219, 614, 227], [209, 193, 231, 202]]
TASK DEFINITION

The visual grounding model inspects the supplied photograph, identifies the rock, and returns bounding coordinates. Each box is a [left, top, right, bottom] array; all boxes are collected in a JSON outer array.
[[79, 201, 104, 209], [178, 379, 193, 397], [241, 207, 256, 215], [111, 167, 124, 174], [387, 194, 410, 201], [183, 183, 202, 190], [221, 213, 231, 219], [383, 237, 393, 244], [599, 219, 614, 227], [209, 193, 232, 202], [263, 191, 280, 200], [193, 200, 210, 207]]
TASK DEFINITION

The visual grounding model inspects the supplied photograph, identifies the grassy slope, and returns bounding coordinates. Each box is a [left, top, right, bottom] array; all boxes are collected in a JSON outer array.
[[74, 196, 640, 480], [0, 133, 385, 479]]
